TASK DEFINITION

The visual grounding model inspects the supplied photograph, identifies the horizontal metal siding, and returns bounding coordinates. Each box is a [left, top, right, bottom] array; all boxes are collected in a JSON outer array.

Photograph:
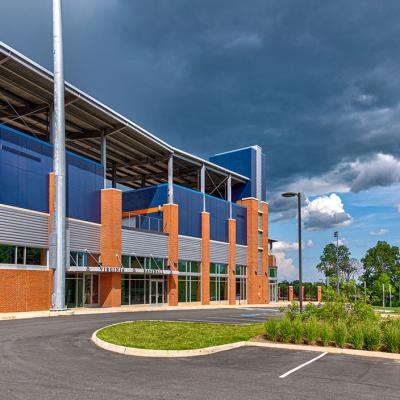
[[122, 229, 168, 258], [236, 244, 247, 266], [0, 205, 48, 247], [178, 235, 202, 262], [210, 240, 229, 264], [68, 219, 101, 253]]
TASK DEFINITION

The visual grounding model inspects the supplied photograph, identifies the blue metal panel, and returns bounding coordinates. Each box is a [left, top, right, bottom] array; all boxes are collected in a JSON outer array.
[[232, 203, 247, 245], [210, 147, 257, 201], [206, 195, 230, 242], [0, 125, 102, 223], [66, 153, 103, 223], [174, 184, 203, 238], [122, 184, 168, 212], [0, 126, 52, 213]]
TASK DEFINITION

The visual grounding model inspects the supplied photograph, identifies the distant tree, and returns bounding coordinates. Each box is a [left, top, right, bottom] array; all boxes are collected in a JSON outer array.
[[361, 241, 400, 287], [316, 243, 351, 279]]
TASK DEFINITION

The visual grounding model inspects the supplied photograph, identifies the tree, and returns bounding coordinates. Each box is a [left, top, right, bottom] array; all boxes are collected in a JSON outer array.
[[316, 243, 352, 280], [361, 241, 400, 288]]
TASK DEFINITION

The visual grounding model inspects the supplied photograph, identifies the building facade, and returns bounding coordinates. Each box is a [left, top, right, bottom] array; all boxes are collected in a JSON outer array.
[[0, 43, 278, 312]]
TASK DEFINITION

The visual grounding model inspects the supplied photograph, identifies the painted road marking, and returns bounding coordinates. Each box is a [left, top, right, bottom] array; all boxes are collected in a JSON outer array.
[[279, 352, 328, 379]]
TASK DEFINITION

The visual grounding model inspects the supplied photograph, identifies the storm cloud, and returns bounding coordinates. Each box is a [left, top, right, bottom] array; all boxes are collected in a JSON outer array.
[[1, 0, 400, 203]]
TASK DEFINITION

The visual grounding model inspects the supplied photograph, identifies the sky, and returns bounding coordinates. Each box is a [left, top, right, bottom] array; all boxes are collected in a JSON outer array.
[[1, 0, 400, 282]]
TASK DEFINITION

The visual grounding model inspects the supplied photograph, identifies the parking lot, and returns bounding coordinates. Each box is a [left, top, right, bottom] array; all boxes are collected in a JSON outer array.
[[0, 308, 398, 399]]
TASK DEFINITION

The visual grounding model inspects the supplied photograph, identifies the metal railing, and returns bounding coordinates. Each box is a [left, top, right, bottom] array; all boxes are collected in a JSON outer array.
[[122, 214, 163, 233]]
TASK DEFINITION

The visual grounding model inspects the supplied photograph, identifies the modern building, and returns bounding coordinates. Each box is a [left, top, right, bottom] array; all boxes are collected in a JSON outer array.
[[0, 42, 278, 312]]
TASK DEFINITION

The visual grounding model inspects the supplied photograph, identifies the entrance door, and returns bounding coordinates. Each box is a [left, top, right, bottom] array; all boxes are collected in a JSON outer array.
[[150, 280, 164, 305], [269, 282, 277, 303], [83, 273, 99, 306]]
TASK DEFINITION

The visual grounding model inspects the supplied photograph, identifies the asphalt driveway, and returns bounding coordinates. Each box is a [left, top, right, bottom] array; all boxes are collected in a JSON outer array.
[[0, 308, 398, 400]]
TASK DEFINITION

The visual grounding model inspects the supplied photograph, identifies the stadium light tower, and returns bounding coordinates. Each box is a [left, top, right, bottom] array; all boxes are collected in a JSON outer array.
[[281, 192, 303, 312], [51, 0, 67, 310], [334, 231, 340, 296]]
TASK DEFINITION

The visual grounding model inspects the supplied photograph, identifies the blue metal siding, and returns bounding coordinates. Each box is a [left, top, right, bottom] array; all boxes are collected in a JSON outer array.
[[232, 204, 247, 245], [122, 184, 168, 212], [0, 125, 102, 223], [210, 147, 256, 201], [206, 195, 230, 242], [174, 185, 203, 238]]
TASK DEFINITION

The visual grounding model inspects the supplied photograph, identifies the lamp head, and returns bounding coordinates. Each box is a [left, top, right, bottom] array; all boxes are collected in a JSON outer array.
[[282, 192, 297, 198]]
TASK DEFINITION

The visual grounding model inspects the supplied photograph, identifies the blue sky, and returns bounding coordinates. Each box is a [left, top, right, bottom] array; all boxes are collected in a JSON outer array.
[[1, 0, 399, 281]]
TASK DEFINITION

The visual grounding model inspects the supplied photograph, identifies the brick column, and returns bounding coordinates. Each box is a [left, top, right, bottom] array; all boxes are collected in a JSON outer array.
[[228, 218, 236, 305], [288, 285, 294, 302], [317, 286, 322, 303], [201, 212, 210, 305], [301, 286, 305, 302], [163, 204, 179, 306], [238, 198, 260, 304], [260, 201, 269, 304], [100, 188, 122, 307]]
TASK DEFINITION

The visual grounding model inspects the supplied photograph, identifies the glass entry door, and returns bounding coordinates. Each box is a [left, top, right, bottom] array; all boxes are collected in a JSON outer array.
[[150, 280, 164, 305], [269, 282, 278, 303], [83, 273, 99, 307]]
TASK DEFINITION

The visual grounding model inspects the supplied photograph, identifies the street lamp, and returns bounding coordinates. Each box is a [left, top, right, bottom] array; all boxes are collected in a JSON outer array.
[[282, 192, 303, 312], [334, 231, 340, 296]]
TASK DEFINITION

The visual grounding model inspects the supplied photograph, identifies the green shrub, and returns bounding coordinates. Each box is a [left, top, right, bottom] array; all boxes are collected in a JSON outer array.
[[304, 318, 318, 345], [363, 323, 381, 351], [333, 321, 347, 348], [265, 319, 279, 342], [348, 302, 378, 325], [291, 318, 304, 344], [278, 317, 292, 343], [348, 324, 364, 350], [287, 302, 299, 321], [382, 321, 400, 353], [319, 323, 332, 347]]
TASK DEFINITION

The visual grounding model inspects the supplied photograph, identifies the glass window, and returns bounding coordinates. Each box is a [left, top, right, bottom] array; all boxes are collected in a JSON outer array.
[[122, 256, 130, 268], [178, 260, 187, 273], [178, 276, 187, 302], [269, 267, 277, 279], [210, 263, 217, 274], [131, 256, 144, 269], [0, 244, 15, 264], [25, 247, 42, 265], [16, 247, 24, 264], [190, 261, 200, 273]]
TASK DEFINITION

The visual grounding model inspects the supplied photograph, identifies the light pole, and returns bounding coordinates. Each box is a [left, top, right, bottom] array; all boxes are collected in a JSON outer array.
[[334, 231, 340, 296], [282, 192, 303, 312]]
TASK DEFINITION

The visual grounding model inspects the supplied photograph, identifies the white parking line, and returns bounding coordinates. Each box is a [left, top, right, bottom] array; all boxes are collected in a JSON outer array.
[[279, 352, 328, 378]]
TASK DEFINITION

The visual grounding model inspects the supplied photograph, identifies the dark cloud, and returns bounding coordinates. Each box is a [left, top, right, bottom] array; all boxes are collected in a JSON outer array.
[[1, 0, 400, 196]]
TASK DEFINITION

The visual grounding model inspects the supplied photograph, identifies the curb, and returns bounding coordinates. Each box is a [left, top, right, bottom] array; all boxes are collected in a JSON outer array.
[[91, 326, 247, 358], [91, 322, 400, 360]]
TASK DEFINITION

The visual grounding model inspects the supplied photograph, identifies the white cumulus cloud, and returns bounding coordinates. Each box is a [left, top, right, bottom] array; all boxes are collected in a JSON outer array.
[[273, 252, 296, 281], [303, 193, 352, 230]]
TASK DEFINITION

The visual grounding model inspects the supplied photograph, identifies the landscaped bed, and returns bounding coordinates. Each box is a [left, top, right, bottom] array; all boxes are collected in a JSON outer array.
[[96, 321, 265, 350], [265, 302, 400, 353]]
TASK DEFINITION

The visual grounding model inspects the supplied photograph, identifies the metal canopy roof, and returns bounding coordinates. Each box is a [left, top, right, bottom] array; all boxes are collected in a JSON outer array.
[[0, 42, 248, 191]]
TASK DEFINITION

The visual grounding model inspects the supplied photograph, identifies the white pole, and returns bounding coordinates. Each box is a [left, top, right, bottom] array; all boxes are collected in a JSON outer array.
[[382, 283, 385, 308], [389, 284, 392, 308], [52, 0, 67, 310]]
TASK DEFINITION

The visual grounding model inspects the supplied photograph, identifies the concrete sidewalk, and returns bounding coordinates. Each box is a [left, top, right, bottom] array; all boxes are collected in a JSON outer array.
[[0, 301, 294, 321]]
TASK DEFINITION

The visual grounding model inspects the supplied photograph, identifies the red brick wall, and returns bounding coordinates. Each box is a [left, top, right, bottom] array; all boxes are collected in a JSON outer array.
[[228, 218, 236, 305], [260, 202, 269, 304], [238, 198, 260, 304], [100, 189, 122, 307], [0, 269, 52, 312], [201, 212, 210, 305], [163, 204, 179, 306]]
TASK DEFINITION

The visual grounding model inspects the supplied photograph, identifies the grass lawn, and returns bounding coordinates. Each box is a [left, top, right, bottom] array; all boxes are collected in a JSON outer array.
[[96, 321, 265, 350]]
